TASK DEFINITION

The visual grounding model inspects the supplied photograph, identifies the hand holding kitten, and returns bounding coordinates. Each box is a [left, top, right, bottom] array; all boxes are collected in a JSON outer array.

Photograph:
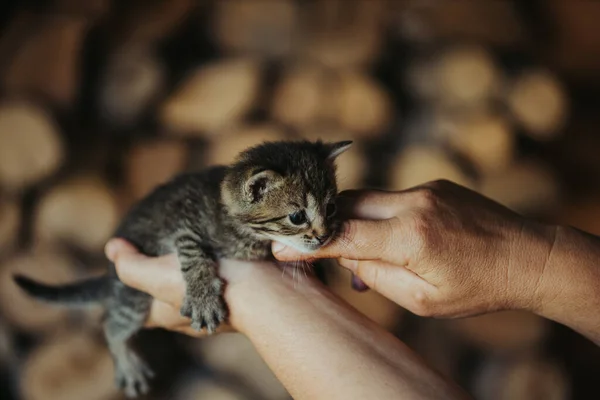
[[105, 238, 246, 336], [273, 180, 557, 319]]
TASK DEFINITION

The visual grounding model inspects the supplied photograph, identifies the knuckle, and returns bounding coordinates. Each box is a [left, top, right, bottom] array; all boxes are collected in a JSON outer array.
[[415, 186, 439, 209], [429, 179, 452, 189], [410, 289, 433, 316]]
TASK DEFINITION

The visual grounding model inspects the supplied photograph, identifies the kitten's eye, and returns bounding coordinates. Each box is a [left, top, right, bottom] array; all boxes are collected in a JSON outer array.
[[326, 203, 337, 218], [289, 210, 307, 225]]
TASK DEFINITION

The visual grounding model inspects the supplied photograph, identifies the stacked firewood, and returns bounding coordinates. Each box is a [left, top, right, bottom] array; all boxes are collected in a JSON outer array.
[[0, 1, 599, 399]]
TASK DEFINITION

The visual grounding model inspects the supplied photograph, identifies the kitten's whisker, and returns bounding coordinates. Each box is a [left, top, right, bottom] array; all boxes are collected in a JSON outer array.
[[301, 260, 309, 280], [293, 260, 299, 289]]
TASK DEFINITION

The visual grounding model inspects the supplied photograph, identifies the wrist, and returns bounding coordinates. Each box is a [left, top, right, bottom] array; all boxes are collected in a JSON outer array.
[[222, 260, 316, 335], [504, 220, 558, 313], [531, 226, 600, 333]]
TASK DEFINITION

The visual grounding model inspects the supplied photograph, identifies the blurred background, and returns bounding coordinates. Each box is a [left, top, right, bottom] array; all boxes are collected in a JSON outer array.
[[0, 0, 599, 399]]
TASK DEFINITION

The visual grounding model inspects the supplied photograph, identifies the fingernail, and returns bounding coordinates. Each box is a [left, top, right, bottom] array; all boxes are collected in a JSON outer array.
[[272, 241, 286, 254], [351, 274, 370, 292]]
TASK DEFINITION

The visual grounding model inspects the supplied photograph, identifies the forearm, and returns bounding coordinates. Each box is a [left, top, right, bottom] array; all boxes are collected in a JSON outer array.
[[227, 266, 469, 400], [533, 225, 600, 345]]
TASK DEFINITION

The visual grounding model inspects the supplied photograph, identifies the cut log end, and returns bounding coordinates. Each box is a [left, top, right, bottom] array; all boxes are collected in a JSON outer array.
[[390, 145, 475, 191], [34, 176, 120, 254], [20, 331, 118, 400], [479, 160, 560, 216], [0, 250, 77, 333], [125, 139, 188, 201], [0, 102, 64, 191], [161, 58, 262, 136], [507, 70, 568, 139], [205, 124, 291, 166]]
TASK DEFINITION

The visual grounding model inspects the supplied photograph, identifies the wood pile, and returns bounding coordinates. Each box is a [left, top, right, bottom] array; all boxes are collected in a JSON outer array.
[[0, 1, 597, 399]]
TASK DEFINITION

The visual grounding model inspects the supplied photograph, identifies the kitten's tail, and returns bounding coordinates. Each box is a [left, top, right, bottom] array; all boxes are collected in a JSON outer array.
[[13, 275, 110, 307]]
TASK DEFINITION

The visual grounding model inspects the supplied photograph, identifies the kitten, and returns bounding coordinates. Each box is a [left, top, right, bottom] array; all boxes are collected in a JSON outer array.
[[14, 139, 352, 397]]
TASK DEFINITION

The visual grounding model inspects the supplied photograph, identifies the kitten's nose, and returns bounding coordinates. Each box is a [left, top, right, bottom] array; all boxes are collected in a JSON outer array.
[[315, 233, 330, 245]]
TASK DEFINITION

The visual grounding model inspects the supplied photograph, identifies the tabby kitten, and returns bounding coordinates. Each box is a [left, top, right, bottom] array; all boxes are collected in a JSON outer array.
[[14, 139, 352, 397]]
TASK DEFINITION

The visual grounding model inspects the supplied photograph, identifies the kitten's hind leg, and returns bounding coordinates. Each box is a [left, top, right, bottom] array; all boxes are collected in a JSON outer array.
[[104, 282, 154, 398], [175, 234, 226, 333]]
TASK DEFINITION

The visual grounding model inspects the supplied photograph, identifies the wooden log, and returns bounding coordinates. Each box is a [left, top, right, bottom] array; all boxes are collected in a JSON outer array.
[[205, 124, 290, 166], [0, 197, 20, 254], [0, 250, 77, 333], [193, 333, 288, 400], [433, 45, 501, 108], [2, 15, 89, 108], [404, 56, 439, 101], [272, 65, 393, 137], [300, 129, 366, 190], [300, 0, 386, 70], [446, 311, 549, 354], [98, 45, 165, 128], [125, 139, 188, 201], [20, 331, 118, 400], [506, 69, 568, 140], [0, 102, 64, 192], [555, 196, 600, 236], [334, 71, 393, 137], [472, 355, 570, 400], [52, 0, 110, 18], [34, 176, 120, 254], [547, 1, 600, 80], [127, 0, 194, 44], [393, 0, 526, 47], [161, 58, 262, 136], [390, 145, 475, 191], [442, 110, 515, 174], [271, 63, 325, 129], [479, 160, 560, 216], [212, 0, 297, 58]]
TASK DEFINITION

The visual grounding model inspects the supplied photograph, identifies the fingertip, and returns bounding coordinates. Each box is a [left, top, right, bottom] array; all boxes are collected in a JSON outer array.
[[105, 238, 124, 261], [105, 238, 139, 262]]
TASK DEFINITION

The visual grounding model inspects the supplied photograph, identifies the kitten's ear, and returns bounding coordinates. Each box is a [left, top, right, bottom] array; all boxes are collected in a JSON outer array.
[[326, 141, 353, 160], [244, 170, 283, 203]]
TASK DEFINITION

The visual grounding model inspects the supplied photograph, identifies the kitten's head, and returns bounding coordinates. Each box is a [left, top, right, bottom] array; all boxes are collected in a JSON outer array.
[[221, 140, 352, 253]]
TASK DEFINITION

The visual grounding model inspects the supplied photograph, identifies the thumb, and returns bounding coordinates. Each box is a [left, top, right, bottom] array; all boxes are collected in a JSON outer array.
[[104, 238, 184, 307], [105, 238, 142, 263], [273, 219, 395, 261]]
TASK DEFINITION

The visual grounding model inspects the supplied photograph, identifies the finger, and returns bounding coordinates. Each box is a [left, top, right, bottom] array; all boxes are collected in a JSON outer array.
[[273, 219, 397, 261], [146, 300, 234, 337], [337, 189, 402, 220], [105, 238, 185, 307], [145, 299, 190, 329], [337, 258, 433, 312], [146, 300, 206, 338]]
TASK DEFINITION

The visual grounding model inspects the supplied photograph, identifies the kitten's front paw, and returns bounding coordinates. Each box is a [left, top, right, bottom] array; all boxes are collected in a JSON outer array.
[[181, 278, 227, 334]]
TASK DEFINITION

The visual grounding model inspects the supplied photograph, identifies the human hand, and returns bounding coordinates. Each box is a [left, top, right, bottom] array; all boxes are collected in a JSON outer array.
[[104, 239, 265, 337], [272, 180, 556, 319]]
